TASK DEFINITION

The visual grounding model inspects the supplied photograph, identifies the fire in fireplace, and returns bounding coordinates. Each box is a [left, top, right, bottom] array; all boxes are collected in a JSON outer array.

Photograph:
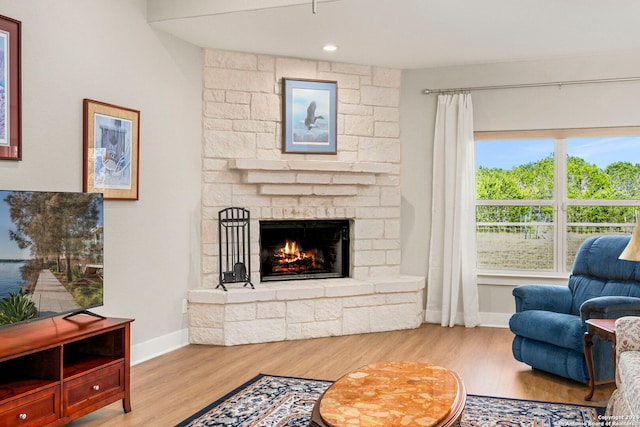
[[259, 219, 350, 281]]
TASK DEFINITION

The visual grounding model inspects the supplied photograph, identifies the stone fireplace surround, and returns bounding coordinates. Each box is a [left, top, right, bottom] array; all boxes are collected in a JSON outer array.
[[188, 49, 425, 346]]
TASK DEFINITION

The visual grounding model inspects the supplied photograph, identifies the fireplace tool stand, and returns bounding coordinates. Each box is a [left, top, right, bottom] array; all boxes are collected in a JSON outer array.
[[218, 207, 254, 291]]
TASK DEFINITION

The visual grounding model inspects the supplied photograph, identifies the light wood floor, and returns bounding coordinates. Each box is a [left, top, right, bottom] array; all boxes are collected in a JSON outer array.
[[69, 324, 614, 426]]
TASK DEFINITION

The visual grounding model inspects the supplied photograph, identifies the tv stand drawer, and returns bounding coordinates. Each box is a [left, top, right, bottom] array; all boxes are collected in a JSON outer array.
[[0, 385, 59, 427], [63, 362, 125, 415]]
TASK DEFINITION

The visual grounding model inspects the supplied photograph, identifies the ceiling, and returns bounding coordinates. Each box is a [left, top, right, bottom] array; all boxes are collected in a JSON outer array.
[[147, 0, 640, 70]]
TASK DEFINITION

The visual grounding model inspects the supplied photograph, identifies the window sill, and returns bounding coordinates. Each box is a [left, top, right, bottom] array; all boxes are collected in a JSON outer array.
[[477, 271, 569, 286]]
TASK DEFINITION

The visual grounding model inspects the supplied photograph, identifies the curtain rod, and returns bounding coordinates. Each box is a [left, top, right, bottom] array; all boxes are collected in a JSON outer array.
[[422, 76, 640, 95]]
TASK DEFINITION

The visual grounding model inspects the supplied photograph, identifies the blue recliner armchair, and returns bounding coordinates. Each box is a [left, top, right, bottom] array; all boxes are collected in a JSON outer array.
[[509, 235, 640, 383]]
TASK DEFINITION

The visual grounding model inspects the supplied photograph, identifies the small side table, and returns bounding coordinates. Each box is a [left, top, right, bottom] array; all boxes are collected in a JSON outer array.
[[583, 318, 616, 401]]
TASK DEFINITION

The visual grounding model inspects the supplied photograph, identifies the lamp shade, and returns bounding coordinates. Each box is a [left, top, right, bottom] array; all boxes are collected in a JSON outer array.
[[619, 217, 640, 261]]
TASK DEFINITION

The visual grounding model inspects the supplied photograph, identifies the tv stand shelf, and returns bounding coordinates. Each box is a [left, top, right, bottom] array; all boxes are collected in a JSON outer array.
[[0, 315, 133, 426]]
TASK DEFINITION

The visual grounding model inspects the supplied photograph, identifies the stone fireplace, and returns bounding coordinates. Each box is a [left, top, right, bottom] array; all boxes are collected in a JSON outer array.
[[187, 49, 425, 346]]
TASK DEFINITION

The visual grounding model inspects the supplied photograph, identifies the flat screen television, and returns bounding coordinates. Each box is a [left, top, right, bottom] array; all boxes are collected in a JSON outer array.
[[0, 190, 104, 327]]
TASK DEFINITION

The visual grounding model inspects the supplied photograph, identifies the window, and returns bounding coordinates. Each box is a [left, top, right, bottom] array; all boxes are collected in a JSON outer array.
[[475, 127, 640, 275]]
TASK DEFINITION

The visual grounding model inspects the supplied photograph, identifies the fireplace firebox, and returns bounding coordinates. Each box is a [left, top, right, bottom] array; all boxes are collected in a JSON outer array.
[[259, 219, 350, 281]]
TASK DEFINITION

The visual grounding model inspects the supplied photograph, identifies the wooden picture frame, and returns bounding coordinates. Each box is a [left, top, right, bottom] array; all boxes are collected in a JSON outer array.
[[282, 78, 337, 154], [0, 15, 21, 160], [83, 99, 140, 200]]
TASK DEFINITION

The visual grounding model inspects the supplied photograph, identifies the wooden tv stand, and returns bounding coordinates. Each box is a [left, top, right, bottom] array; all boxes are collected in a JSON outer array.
[[0, 315, 133, 426]]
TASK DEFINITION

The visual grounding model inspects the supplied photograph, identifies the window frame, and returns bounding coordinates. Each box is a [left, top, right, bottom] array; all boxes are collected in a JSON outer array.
[[474, 126, 640, 285]]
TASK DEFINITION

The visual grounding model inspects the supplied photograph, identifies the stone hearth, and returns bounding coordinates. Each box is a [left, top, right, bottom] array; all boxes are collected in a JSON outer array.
[[188, 276, 424, 346]]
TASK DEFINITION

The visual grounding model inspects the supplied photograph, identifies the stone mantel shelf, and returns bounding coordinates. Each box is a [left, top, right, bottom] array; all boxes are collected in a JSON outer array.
[[226, 159, 395, 196], [228, 159, 394, 175]]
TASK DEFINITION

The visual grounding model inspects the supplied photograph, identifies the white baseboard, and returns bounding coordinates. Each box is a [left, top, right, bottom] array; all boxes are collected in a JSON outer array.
[[131, 328, 189, 366], [425, 310, 511, 328], [479, 312, 511, 328]]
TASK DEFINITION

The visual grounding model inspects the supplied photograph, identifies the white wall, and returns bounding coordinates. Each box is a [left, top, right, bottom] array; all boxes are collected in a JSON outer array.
[[400, 51, 640, 322], [0, 0, 203, 361], [5, 0, 640, 351]]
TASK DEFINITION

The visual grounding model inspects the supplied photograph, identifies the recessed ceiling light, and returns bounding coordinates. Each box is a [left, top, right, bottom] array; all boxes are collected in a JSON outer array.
[[323, 44, 338, 52]]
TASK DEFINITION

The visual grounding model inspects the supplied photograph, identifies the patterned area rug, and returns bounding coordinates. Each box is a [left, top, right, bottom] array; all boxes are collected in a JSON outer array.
[[175, 374, 605, 427]]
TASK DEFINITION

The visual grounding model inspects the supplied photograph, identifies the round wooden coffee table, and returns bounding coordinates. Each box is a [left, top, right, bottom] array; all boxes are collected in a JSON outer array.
[[310, 361, 466, 427]]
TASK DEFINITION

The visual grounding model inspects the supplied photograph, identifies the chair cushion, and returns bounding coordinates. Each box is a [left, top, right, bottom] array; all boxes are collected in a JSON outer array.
[[569, 236, 640, 314], [571, 236, 640, 281], [618, 351, 640, 416], [512, 335, 588, 383], [509, 310, 584, 352]]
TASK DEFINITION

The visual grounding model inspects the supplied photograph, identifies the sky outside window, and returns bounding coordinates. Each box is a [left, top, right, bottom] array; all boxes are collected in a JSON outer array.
[[477, 137, 640, 169], [566, 136, 640, 167], [476, 139, 554, 170]]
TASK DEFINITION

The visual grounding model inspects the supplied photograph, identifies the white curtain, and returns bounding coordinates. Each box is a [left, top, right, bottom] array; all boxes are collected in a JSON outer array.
[[425, 93, 481, 327]]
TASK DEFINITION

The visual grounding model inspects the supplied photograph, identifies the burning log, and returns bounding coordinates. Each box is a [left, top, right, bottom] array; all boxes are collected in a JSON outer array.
[[272, 240, 317, 272]]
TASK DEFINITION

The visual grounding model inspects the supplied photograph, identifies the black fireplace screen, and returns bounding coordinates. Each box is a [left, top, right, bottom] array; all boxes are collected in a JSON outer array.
[[260, 220, 350, 281]]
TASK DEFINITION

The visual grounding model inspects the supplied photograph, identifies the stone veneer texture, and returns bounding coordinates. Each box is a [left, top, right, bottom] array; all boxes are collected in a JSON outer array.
[[201, 49, 403, 286], [189, 277, 425, 346], [191, 49, 423, 346]]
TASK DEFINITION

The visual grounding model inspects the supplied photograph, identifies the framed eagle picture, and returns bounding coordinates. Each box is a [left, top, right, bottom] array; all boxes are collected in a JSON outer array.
[[282, 78, 337, 154]]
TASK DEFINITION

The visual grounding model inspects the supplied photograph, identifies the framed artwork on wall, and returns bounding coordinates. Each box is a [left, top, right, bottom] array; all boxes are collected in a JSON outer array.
[[0, 15, 21, 161], [282, 78, 337, 154], [83, 99, 140, 200]]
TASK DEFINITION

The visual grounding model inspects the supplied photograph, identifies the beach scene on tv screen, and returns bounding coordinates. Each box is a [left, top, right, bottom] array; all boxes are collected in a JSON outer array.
[[0, 190, 104, 326]]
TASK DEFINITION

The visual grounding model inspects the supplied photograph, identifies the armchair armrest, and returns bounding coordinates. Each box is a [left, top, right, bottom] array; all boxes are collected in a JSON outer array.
[[580, 296, 640, 322], [615, 316, 640, 354], [513, 284, 572, 313]]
